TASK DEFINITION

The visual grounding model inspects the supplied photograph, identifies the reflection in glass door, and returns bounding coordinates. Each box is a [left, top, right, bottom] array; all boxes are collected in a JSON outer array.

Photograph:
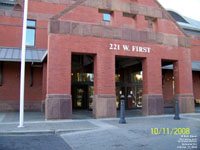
[[116, 85, 142, 109], [72, 85, 94, 110], [74, 86, 87, 109]]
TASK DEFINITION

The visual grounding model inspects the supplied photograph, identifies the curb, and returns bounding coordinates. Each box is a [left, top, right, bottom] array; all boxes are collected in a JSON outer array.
[[0, 128, 98, 136]]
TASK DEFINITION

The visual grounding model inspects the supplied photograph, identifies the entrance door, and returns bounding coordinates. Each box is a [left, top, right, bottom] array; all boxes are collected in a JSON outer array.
[[72, 85, 88, 109], [116, 85, 142, 109]]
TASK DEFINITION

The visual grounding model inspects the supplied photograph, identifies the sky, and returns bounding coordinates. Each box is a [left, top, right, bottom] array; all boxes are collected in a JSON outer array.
[[157, 0, 200, 21]]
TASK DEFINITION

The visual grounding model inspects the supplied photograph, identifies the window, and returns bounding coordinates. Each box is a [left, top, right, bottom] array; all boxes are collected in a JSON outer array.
[[26, 20, 36, 46], [0, 0, 16, 10], [72, 73, 94, 82], [103, 13, 111, 22], [99, 9, 113, 22]]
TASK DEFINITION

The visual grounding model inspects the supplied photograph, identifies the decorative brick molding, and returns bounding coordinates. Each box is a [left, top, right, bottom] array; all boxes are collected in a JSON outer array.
[[49, 19, 191, 48], [0, 9, 53, 20], [34, 0, 166, 20], [31, 0, 74, 5], [93, 94, 116, 118], [174, 94, 195, 113], [0, 100, 41, 112], [45, 94, 72, 120], [83, 0, 163, 19], [142, 94, 164, 115]]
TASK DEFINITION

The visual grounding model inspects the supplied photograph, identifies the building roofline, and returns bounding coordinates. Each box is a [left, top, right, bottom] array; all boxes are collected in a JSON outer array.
[[153, 0, 189, 37]]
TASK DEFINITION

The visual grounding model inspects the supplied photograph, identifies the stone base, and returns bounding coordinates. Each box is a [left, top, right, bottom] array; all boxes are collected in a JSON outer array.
[[164, 99, 174, 107], [41, 100, 45, 113], [93, 95, 116, 118], [0, 100, 41, 112], [142, 94, 164, 116], [45, 94, 72, 120], [174, 94, 195, 113]]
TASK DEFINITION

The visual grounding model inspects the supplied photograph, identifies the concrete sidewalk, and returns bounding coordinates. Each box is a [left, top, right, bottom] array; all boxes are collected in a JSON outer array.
[[0, 107, 199, 123], [61, 114, 200, 150], [0, 119, 99, 135], [0, 113, 199, 136]]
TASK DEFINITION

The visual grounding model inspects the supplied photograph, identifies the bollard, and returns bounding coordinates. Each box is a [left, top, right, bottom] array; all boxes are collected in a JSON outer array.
[[119, 95, 126, 124], [174, 99, 180, 120]]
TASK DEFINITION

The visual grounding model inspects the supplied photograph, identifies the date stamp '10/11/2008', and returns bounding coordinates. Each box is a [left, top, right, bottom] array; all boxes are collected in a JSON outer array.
[[151, 128, 190, 135]]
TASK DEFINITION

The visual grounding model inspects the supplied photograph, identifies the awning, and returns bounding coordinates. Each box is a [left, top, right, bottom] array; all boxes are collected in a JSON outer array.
[[162, 61, 200, 71], [0, 47, 47, 63], [192, 61, 200, 71]]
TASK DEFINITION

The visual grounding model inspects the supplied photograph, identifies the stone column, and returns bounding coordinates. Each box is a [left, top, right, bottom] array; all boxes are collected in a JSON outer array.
[[142, 57, 164, 115], [173, 60, 195, 113], [45, 34, 72, 120], [93, 54, 116, 118]]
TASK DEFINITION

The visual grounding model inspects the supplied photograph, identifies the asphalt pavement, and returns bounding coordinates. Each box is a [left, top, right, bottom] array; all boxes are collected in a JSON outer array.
[[0, 135, 72, 150]]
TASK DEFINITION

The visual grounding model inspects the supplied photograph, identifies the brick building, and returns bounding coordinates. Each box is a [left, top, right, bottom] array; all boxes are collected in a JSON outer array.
[[0, 0, 199, 119]]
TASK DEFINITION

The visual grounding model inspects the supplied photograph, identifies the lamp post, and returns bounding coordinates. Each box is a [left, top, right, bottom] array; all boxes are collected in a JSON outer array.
[[18, 0, 29, 128]]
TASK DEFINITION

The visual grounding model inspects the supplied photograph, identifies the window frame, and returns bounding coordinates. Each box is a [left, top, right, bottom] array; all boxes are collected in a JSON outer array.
[[26, 19, 36, 47], [98, 9, 113, 22], [103, 13, 111, 22]]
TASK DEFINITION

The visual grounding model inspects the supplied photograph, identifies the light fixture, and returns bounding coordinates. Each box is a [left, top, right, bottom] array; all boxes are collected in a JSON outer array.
[[136, 74, 142, 80]]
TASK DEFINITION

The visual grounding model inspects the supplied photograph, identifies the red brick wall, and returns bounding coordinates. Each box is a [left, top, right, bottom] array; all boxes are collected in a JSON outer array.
[[47, 34, 193, 96], [0, 0, 198, 111], [163, 70, 200, 106], [0, 0, 69, 49], [0, 0, 66, 110], [0, 62, 43, 101], [191, 36, 200, 61], [190, 36, 200, 101], [193, 71, 200, 99]]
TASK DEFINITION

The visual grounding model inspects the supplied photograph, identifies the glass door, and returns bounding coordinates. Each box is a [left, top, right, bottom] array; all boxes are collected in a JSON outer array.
[[72, 85, 88, 109], [116, 85, 143, 109]]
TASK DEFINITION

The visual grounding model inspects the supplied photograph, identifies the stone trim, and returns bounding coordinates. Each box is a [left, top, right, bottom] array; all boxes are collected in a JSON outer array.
[[45, 94, 72, 119], [142, 94, 164, 115], [49, 20, 191, 48], [46, 94, 72, 99], [0, 9, 53, 20], [32, 0, 165, 20], [31, 0, 74, 5], [94, 94, 116, 99], [174, 94, 195, 113], [0, 100, 42, 111], [0, 23, 47, 29], [93, 94, 116, 118], [83, 0, 163, 19]]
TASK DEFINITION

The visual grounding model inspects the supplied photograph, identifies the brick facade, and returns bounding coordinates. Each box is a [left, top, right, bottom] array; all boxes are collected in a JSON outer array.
[[0, 0, 199, 119]]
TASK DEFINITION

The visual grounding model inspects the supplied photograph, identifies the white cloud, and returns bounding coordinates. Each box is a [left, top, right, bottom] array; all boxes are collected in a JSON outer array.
[[157, 0, 200, 21]]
